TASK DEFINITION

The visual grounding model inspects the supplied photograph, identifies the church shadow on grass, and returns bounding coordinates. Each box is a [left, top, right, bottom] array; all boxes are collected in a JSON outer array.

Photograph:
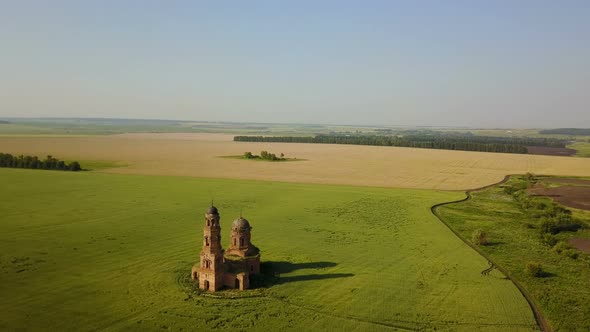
[[251, 261, 354, 288]]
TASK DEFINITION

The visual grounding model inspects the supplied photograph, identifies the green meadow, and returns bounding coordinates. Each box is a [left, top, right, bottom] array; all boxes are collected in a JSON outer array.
[[568, 141, 590, 158], [0, 169, 537, 331], [438, 177, 590, 331]]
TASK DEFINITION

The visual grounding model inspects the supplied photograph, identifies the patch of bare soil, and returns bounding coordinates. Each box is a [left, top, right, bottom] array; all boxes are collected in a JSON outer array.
[[543, 177, 590, 186], [568, 238, 590, 254], [526, 146, 577, 156], [528, 184, 590, 211]]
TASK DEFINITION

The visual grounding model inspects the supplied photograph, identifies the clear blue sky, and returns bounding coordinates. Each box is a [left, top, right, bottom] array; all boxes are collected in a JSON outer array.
[[1, 1, 589, 127]]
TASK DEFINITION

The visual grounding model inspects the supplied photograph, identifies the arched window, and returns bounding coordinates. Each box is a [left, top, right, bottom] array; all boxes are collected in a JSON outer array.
[[206, 220, 210, 226], [240, 237, 244, 246], [233, 238, 236, 246], [205, 236, 209, 246]]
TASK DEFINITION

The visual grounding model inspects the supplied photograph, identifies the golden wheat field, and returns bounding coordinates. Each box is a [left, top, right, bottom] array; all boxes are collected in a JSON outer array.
[[1, 133, 590, 190]]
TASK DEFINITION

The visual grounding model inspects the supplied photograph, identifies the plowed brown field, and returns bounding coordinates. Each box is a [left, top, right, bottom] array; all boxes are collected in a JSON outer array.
[[2, 133, 590, 190], [528, 183, 590, 211]]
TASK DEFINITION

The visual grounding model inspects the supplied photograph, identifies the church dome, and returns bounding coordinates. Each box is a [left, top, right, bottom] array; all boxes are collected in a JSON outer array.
[[232, 217, 251, 231], [206, 206, 218, 214]]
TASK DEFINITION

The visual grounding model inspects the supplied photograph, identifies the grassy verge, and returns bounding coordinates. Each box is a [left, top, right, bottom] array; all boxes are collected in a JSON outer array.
[[438, 175, 590, 331]]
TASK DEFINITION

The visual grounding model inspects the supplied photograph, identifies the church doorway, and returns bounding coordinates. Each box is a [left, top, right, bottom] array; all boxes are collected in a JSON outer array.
[[204, 280, 209, 290], [235, 279, 240, 289]]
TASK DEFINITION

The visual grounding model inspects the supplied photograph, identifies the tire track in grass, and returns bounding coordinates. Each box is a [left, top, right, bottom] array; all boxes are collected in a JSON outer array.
[[204, 292, 539, 331], [430, 174, 550, 332], [178, 267, 540, 331]]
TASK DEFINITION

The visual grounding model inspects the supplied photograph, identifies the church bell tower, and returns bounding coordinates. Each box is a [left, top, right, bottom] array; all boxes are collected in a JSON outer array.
[[196, 205, 225, 291]]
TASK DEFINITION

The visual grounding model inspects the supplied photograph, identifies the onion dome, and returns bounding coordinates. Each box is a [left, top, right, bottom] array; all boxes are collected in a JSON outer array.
[[206, 206, 219, 215], [232, 217, 251, 231]]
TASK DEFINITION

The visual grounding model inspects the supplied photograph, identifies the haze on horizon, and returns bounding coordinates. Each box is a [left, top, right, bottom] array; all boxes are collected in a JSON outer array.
[[1, 1, 589, 128]]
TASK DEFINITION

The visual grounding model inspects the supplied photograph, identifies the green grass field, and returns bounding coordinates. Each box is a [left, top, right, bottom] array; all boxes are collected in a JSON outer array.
[[0, 169, 538, 331], [459, 128, 590, 140], [568, 141, 590, 158], [438, 177, 590, 331]]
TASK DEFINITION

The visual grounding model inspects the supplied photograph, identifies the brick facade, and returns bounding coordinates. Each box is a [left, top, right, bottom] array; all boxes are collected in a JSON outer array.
[[191, 206, 260, 292]]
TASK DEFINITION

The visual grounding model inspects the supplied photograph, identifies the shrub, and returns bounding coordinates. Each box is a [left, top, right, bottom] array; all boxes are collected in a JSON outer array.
[[69, 161, 82, 171], [555, 214, 582, 232], [532, 200, 549, 211], [525, 262, 544, 277], [503, 185, 518, 195], [471, 229, 488, 246], [519, 197, 533, 210], [540, 233, 558, 246], [540, 219, 558, 235], [552, 241, 572, 254], [259, 151, 281, 161], [540, 214, 582, 235], [563, 249, 579, 260]]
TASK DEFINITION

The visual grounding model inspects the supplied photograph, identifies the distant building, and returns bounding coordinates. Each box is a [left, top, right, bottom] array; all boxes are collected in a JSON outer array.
[[191, 206, 261, 291]]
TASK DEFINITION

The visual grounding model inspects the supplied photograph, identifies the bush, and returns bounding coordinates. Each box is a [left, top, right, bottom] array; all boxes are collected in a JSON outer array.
[[540, 219, 559, 234], [503, 185, 518, 195], [555, 213, 582, 232], [525, 262, 544, 277], [519, 197, 533, 210], [532, 200, 549, 211], [552, 241, 572, 254], [540, 233, 558, 246], [563, 249, 579, 260], [552, 242, 579, 259], [69, 161, 82, 171], [471, 229, 488, 246]]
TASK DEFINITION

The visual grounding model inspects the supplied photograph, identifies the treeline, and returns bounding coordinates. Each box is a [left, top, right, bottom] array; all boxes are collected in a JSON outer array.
[[437, 133, 565, 148], [234, 135, 538, 154], [0, 153, 82, 171], [539, 128, 590, 136]]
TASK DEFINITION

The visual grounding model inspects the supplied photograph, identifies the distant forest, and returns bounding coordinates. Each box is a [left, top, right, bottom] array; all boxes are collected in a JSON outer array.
[[539, 128, 590, 136], [0, 153, 82, 171], [234, 134, 568, 154]]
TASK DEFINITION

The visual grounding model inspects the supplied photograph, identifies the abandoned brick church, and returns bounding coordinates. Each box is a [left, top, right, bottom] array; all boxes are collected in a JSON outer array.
[[191, 206, 260, 291]]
